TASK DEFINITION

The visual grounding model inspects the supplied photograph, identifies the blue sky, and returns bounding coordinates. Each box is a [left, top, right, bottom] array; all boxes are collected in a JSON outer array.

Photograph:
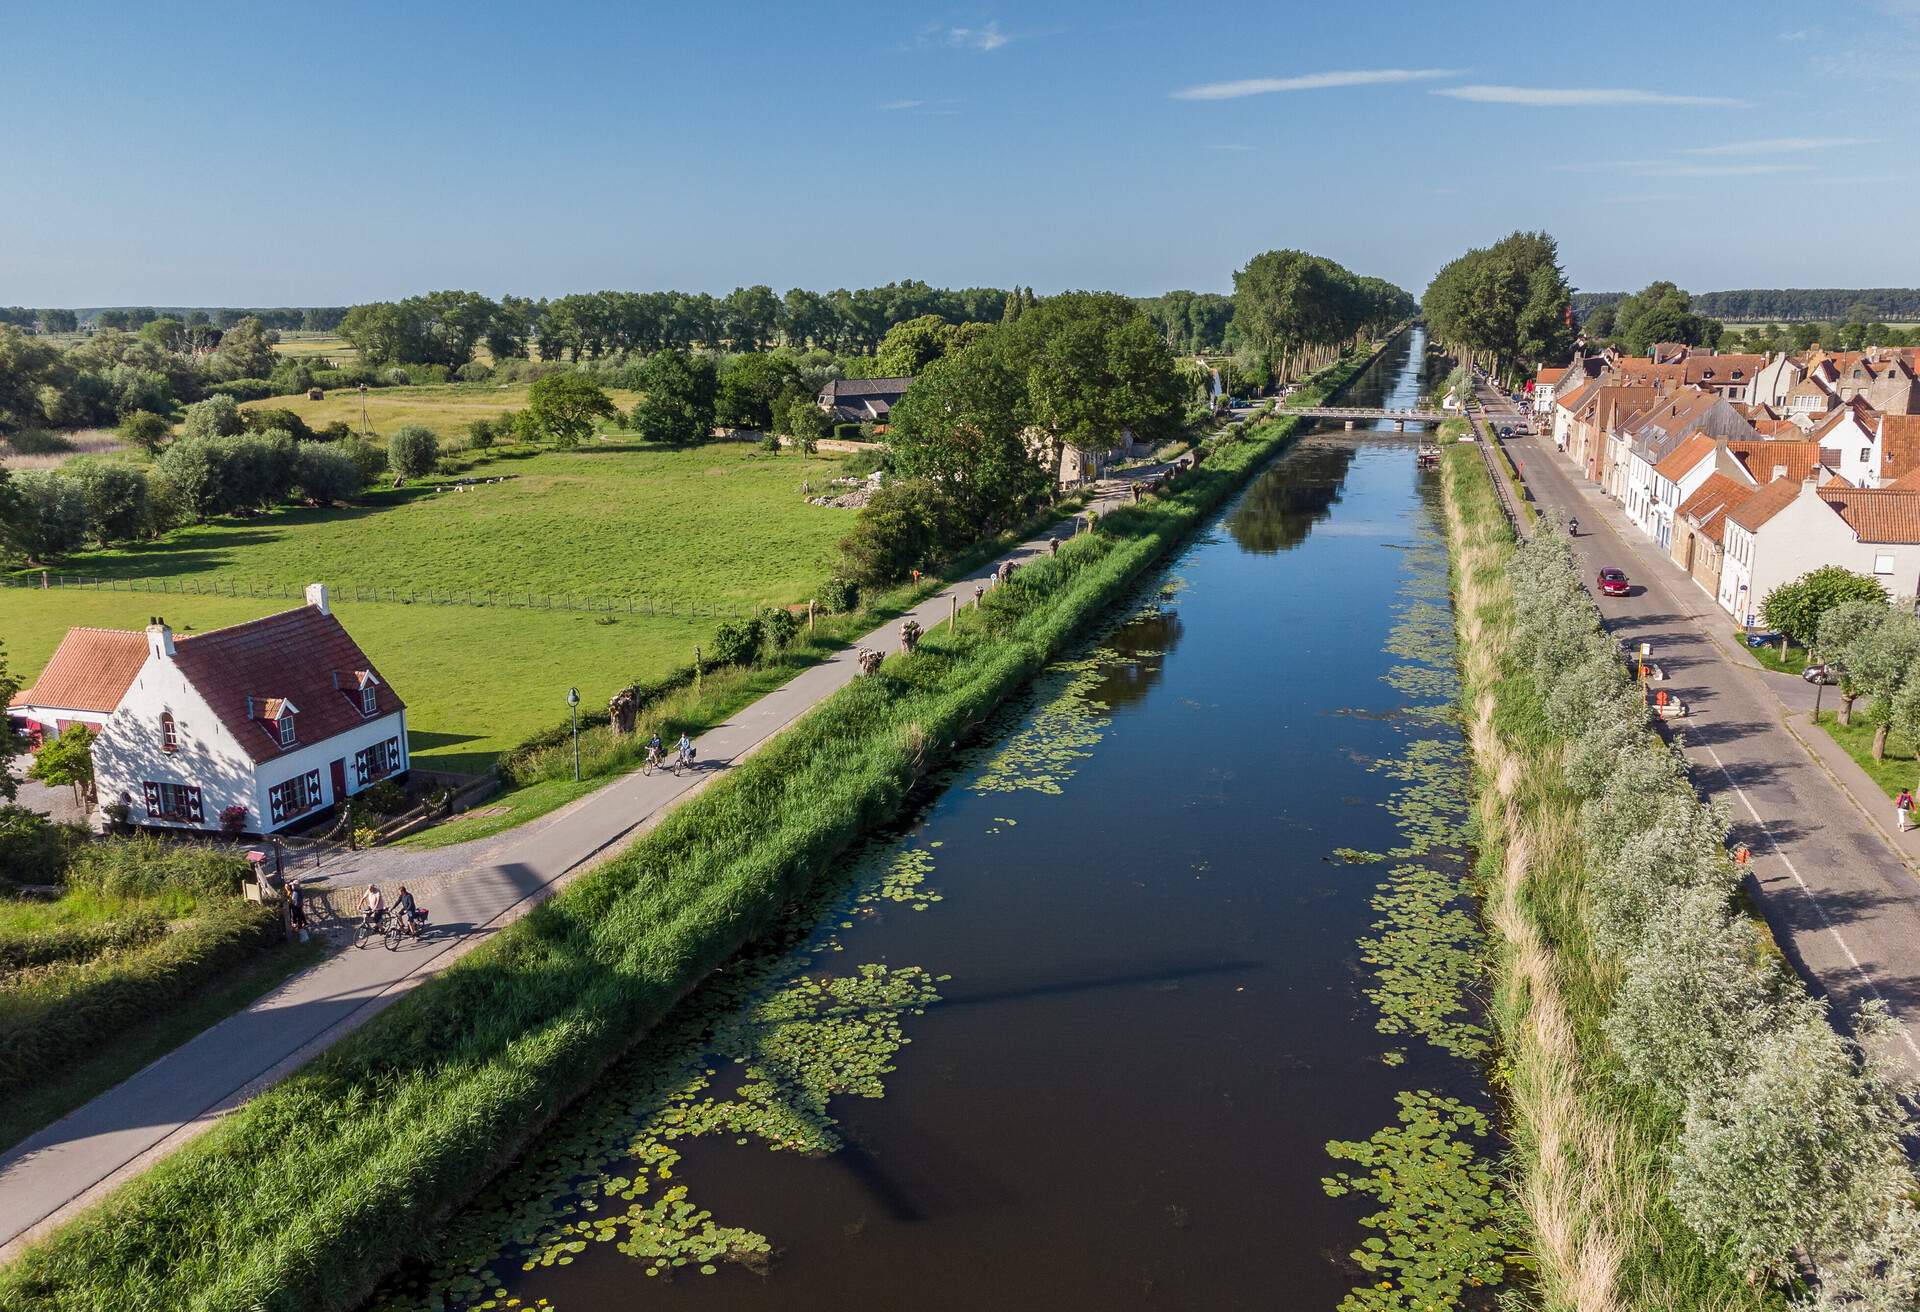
[[3, 0, 1917, 305]]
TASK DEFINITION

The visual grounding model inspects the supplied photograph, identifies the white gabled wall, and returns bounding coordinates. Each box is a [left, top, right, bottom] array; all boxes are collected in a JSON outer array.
[[94, 642, 410, 835]]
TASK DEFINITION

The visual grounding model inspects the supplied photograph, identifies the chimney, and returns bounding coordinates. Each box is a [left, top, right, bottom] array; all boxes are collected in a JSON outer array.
[[1772, 465, 1788, 481], [305, 582, 330, 615], [146, 616, 174, 659]]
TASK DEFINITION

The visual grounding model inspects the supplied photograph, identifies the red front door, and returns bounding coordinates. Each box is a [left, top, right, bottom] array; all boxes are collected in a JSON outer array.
[[330, 758, 347, 803]]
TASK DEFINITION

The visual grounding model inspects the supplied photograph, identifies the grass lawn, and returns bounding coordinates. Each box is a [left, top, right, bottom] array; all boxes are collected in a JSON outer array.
[[233, 382, 641, 440], [1811, 708, 1919, 802], [270, 332, 355, 362], [2, 442, 858, 772], [1743, 635, 1809, 675], [0, 933, 328, 1153]]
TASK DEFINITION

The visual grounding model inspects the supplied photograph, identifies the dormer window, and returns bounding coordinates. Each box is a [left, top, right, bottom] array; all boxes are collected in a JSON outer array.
[[161, 711, 177, 752], [278, 713, 296, 747]]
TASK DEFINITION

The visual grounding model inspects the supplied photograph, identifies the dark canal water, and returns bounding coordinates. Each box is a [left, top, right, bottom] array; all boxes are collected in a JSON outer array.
[[376, 329, 1498, 1312]]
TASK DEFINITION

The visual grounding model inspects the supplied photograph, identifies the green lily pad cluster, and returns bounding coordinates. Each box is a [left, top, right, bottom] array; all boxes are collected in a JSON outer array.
[[1325, 507, 1517, 1308], [970, 653, 1116, 795], [367, 847, 949, 1312], [1322, 1090, 1521, 1312]]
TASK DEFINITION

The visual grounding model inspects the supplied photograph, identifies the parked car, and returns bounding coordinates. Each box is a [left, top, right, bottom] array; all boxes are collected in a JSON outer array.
[[1596, 567, 1629, 596], [1803, 663, 1840, 685], [1744, 630, 1783, 649]]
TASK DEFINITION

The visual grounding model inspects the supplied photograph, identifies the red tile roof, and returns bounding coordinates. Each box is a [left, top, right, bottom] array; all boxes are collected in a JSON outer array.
[[1726, 440, 1828, 485], [1536, 366, 1567, 384], [1654, 432, 1719, 481], [10, 628, 150, 714], [1679, 472, 1751, 545], [1727, 476, 1806, 532], [1683, 354, 1765, 387], [1877, 414, 1920, 483], [1886, 465, 1920, 491], [1816, 488, 1920, 544], [169, 605, 404, 764]]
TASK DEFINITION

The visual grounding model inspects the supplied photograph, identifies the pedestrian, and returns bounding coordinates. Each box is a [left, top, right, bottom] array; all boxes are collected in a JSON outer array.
[[287, 877, 307, 942], [1899, 788, 1916, 833]]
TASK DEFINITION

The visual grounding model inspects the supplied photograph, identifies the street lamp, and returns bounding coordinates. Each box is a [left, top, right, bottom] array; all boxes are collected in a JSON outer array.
[[567, 687, 581, 782]]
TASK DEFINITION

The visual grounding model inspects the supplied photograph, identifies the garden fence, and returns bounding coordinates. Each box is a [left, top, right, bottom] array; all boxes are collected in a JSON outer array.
[[4, 572, 767, 619]]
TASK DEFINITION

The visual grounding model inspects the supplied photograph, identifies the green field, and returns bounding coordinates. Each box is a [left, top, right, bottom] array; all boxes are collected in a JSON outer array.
[[270, 331, 355, 362], [234, 382, 642, 439], [2, 442, 855, 772]]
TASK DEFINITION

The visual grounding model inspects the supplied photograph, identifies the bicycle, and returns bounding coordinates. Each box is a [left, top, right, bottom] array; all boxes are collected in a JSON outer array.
[[643, 744, 662, 776], [354, 913, 385, 950], [384, 907, 429, 950]]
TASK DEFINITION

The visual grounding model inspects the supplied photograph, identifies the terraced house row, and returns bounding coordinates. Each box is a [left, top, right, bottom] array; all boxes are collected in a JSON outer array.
[[1536, 342, 1920, 625]]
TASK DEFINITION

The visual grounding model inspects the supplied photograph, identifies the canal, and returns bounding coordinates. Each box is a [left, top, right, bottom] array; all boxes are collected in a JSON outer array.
[[376, 329, 1503, 1311]]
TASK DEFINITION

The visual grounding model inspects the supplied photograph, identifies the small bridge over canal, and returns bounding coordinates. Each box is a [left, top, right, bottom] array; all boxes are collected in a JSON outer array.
[[1280, 405, 1446, 431]]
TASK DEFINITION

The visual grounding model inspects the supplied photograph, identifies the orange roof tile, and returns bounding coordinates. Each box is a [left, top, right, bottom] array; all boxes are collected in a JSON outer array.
[[1726, 440, 1828, 485], [1679, 472, 1751, 545], [10, 627, 150, 714], [1885, 464, 1920, 491], [1816, 488, 1920, 544], [1536, 366, 1567, 384], [1654, 432, 1720, 481], [1877, 414, 1920, 482], [1727, 477, 1805, 532]]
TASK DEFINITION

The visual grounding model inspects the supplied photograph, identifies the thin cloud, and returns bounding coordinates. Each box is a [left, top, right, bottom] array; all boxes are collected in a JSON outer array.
[[1205, 143, 1255, 151], [945, 21, 1008, 51], [877, 99, 926, 111], [1435, 84, 1745, 107], [1554, 159, 1811, 177], [1680, 135, 1874, 155], [1778, 28, 1810, 39], [1172, 68, 1455, 101], [878, 96, 961, 112]]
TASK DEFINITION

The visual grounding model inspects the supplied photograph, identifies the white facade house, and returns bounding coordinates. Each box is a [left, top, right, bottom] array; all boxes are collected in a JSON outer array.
[[7, 628, 149, 748], [80, 584, 410, 834], [1719, 482, 1920, 624]]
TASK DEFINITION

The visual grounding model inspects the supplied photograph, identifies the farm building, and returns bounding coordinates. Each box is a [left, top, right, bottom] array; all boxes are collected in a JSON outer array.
[[817, 377, 914, 426], [10, 584, 409, 834]]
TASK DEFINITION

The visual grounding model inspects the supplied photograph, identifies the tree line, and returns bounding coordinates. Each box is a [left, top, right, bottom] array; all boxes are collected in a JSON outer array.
[[1421, 230, 1575, 380], [1230, 252, 1413, 385], [0, 307, 347, 333], [1575, 288, 1920, 324]]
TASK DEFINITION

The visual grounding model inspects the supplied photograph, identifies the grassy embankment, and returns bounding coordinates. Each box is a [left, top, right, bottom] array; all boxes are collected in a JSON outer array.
[[0, 842, 322, 1152], [1440, 447, 1774, 1312], [2, 441, 855, 773], [0, 343, 1386, 1312]]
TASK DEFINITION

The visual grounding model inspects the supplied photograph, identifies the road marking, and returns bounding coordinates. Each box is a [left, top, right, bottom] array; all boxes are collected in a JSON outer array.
[[1702, 733, 1920, 1065]]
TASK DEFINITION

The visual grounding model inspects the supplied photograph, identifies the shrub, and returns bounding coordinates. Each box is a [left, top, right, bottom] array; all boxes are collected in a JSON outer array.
[[836, 477, 964, 586], [116, 410, 171, 454], [315, 421, 353, 443], [342, 436, 389, 482], [358, 780, 406, 816], [0, 806, 80, 885], [66, 835, 250, 900], [241, 406, 313, 443], [65, 460, 150, 546], [387, 425, 440, 481], [456, 362, 492, 383], [757, 605, 799, 650], [759, 431, 782, 455], [1, 469, 91, 560], [179, 393, 243, 441], [708, 616, 765, 667], [466, 417, 496, 450], [818, 576, 858, 613], [292, 444, 363, 505]]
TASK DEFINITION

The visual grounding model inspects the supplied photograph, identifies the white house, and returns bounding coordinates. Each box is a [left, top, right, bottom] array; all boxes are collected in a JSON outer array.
[[1719, 481, 1920, 625], [1748, 352, 1805, 409], [1532, 365, 1567, 415], [79, 584, 410, 834], [7, 628, 150, 748]]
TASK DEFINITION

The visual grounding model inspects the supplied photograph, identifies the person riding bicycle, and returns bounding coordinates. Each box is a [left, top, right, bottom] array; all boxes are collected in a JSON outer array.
[[645, 732, 664, 772], [361, 883, 385, 931], [393, 884, 418, 936], [1569, 515, 1580, 537], [676, 732, 695, 769]]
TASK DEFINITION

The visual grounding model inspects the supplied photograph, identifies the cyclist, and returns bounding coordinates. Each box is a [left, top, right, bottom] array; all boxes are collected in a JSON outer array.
[[1569, 515, 1580, 537], [393, 884, 418, 937], [645, 732, 664, 774], [361, 883, 385, 932], [676, 732, 695, 772]]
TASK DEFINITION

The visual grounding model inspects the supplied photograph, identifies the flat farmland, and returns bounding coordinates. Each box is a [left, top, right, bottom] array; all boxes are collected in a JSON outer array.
[[270, 331, 355, 361], [234, 382, 641, 439], [2, 442, 857, 771]]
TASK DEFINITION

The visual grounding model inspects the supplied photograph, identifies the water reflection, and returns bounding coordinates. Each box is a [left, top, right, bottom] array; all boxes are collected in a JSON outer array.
[[1227, 441, 1357, 554], [1090, 606, 1183, 710]]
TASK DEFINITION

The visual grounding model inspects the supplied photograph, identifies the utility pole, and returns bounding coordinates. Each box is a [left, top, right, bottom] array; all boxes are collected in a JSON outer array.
[[567, 687, 581, 781]]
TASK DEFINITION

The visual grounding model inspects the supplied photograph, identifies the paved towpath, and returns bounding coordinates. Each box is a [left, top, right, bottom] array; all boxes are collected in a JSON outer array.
[[0, 481, 1158, 1257], [1478, 380, 1920, 1076]]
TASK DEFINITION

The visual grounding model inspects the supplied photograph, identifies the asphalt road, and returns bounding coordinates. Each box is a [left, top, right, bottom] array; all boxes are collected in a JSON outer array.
[[1481, 384, 1920, 1074]]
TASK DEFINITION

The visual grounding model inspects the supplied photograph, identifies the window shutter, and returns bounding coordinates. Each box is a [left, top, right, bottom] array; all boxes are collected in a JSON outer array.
[[305, 769, 321, 802], [187, 788, 204, 823], [355, 749, 368, 785], [387, 736, 401, 769], [143, 781, 160, 815], [269, 783, 285, 824]]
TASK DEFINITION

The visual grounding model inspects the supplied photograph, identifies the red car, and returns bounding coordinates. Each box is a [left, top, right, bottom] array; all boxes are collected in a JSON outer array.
[[1596, 567, 1629, 597]]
